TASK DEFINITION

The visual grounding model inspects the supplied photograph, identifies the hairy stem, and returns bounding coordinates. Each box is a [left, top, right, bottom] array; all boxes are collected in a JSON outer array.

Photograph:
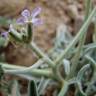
[[29, 42, 64, 82], [58, 81, 69, 96], [54, 7, 96, 71], [29, 42, 55, 68], [67, 0, 92, 78], [4, 68, 53, 78], [0, 62, 26, 69]]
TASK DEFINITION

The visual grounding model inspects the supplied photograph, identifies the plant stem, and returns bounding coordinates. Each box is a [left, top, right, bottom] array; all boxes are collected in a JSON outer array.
[[29, 42, 55, 68], [85, 0, 92, 20], [84, 55, 96, 95], [58, 81, 69, 96], [4, 68, 53, 78], [0, 62, 54, 78], [0, 62, 26, 69], [85, 55, 96, 68], [30, 42, 65, 82], [67, 0, 92, 78], [54, 7, 96, 67]]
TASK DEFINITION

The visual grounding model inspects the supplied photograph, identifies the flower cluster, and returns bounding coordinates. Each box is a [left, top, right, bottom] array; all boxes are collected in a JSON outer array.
[[1, 7, 42, 38], [17, 7, 42, 25]]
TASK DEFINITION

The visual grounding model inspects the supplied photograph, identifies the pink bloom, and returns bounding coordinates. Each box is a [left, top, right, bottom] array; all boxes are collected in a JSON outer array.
[[17, 7, 43, 26], [1, 24, 14, 38], [1, 32, 9, 38]]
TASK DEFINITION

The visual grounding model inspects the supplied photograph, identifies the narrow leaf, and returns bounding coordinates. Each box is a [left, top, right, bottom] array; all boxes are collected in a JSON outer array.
[[28, 80, 38, 96]]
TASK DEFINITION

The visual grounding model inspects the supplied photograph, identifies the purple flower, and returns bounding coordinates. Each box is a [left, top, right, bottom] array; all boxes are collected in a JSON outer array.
[[1, 24, 14, 38], [1, 32, 9, 38], [17, 7, 43, 26]]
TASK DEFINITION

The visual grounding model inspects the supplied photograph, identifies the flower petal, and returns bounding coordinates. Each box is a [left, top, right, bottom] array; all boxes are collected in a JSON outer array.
[[16, 17, 25, 25], [31, 7, 41, 18], [21, 9, 30, 18], [1, 32, 9, 38], [32, 18, 43, 26]]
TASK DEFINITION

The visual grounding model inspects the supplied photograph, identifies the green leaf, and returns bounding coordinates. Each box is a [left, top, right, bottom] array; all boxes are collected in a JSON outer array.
[[77, 64, 90, 81], [38, 78, 50, 95], [28, 80, 39, 96], [55, 24, 73, 48]]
